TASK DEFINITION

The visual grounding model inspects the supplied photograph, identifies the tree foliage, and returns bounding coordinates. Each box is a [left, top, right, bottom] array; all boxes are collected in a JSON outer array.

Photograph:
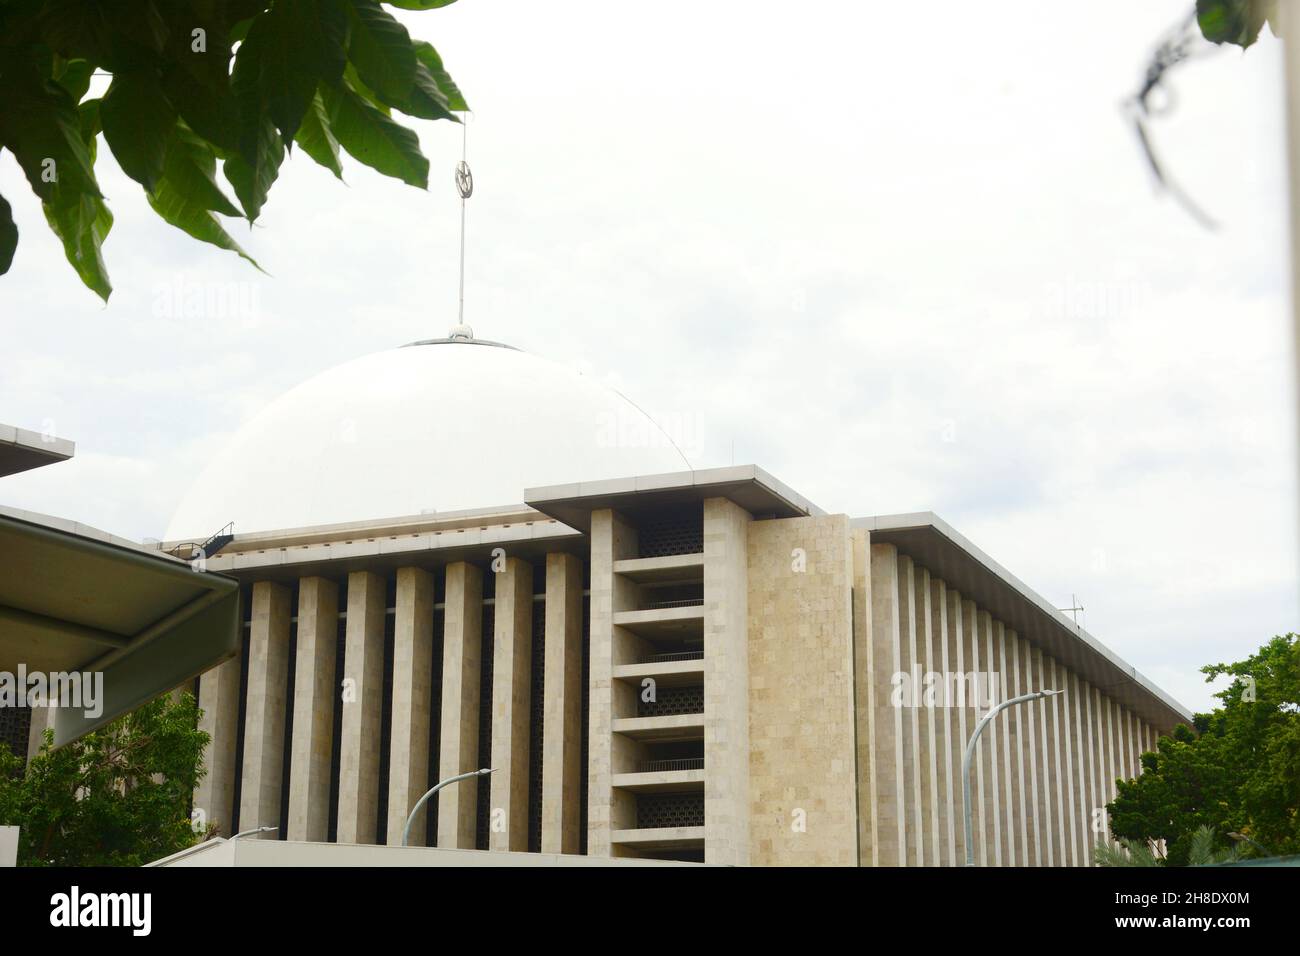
[[0, 692, 210, 866], [0, 0, 466, 300], [1105, 634, 1300, 865], [1094, 825, 1243, 867]]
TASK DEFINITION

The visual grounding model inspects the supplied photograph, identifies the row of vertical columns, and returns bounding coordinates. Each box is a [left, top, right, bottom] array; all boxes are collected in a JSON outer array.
[[861, 544, 1160, 867], [194, 556, 590, 853]]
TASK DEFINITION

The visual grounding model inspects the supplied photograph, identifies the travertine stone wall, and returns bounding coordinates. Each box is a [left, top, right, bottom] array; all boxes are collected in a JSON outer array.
[[703, 497, 752, 867], [747, 513, 858, 866], [586, 509, 636, 857]]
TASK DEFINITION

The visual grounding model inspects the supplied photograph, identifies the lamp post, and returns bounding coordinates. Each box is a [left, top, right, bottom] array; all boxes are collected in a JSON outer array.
[[230, 825, 277, 841], [963, 689, 1062, 867], [402, 768, 495, 847]]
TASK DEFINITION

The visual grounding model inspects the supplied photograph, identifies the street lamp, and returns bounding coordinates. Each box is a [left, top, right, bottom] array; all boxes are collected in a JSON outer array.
[[963, 689, 1063, 867], [230, 825, 277, 841], [402, 768, 495, 847]]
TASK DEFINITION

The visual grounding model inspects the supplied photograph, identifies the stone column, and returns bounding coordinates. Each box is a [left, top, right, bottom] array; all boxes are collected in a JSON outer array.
[[1032, 645, 1054, 866], [288, 576, 338, 842], [194, 653, 241, 837], [541, 552, 583, 854], [1009, 632, 1030, 865], [995, 621, 1015, 866], [1093, 685, 1108, 849], [437, 560, 484, 849], [930, 577, 956, 865], [704, 497, 751, 867], [852, 530, 876, 865], [1082, 678, 1100, 864], [1045, 658, 1066, 868], [964, 600, 989, 866], [587, 509, 636, 857], [1023, 640, 1043, 866], [897, 555, 924, 866], [1059, 660, 1079, 867], [337, 570, 386, 845], [239, 580, 291, 837], [1070, 670, 1089, 865], [387, 567, 435, 846], [869, 543, 906, 866], [489, 557, 533, 852], [978, 610, 1002, 865], [948, 589, 969, 866], [914, 565, 940, 866]]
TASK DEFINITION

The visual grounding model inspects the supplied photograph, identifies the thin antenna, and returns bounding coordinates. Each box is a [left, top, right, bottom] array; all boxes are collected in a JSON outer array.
[[1059, 594, 1084, 628], [455, 112, 474, 327]]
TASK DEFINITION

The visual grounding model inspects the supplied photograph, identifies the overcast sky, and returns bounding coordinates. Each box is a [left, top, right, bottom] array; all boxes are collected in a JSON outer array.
[[1, 1, 1294, 713]]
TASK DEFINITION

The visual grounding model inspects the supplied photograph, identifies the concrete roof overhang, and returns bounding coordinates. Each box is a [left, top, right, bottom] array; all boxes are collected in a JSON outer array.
[[524, 465, 824, 532], [857, 512, 1194, 732], [0, 510, 241, 746], [0, 424, 74, 478]]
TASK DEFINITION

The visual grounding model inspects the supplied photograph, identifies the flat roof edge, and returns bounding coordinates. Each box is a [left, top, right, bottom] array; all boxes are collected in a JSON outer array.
[[855, 512, 1195, 729]]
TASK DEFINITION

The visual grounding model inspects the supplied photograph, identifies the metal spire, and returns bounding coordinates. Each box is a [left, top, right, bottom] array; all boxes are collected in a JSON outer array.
[[455, 112, 473, 328]]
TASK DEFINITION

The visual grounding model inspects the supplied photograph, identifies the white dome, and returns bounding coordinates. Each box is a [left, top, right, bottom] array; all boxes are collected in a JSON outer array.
[[164, 338, 691, 540]]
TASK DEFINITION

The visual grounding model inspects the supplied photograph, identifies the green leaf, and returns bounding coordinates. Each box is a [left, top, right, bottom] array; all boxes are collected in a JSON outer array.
[[162, 62, 241, 154], [0, 193, 17, 275], [394, 62, 458, 121], [43, 190, 113, 302], [411, 40, 467, 111], [1197, 0, 1273, 48], [226, 18, 286, 220], [223, 121, 284, 222], [0, 64, 101, 204], [243, 0, 348, 148], [157, 6, 240, 153], [321, 80, 428, 187], [295, 92, 344, 179], [148, 162, 260, 270], [347, 0, 417, 103], [53, 58, 94, 103], [100, 71, 177, 192], [383, 0, 459, 8], [162, 127, 242, 218]]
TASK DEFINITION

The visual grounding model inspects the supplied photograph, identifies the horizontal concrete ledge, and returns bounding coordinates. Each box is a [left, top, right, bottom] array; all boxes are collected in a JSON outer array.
[[150, 838, 702, 866], [525, 465, 823, 532], [612, 769, 706, 792], [612, 658, 705, 686], [614, 552, 705, 583], [614, 605, 704, 627], [612, 713, 705, 741], [0, 423, 75, 479], [611, 826, 706, 849]]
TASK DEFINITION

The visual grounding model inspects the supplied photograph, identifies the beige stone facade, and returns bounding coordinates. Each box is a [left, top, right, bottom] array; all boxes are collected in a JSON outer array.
[[182, 466, 1188, 865]]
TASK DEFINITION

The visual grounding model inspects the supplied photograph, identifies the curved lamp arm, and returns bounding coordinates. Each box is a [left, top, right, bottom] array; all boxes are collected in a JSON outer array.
[[402, 768, 494, 847], [963, 690, 1062, 867]]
